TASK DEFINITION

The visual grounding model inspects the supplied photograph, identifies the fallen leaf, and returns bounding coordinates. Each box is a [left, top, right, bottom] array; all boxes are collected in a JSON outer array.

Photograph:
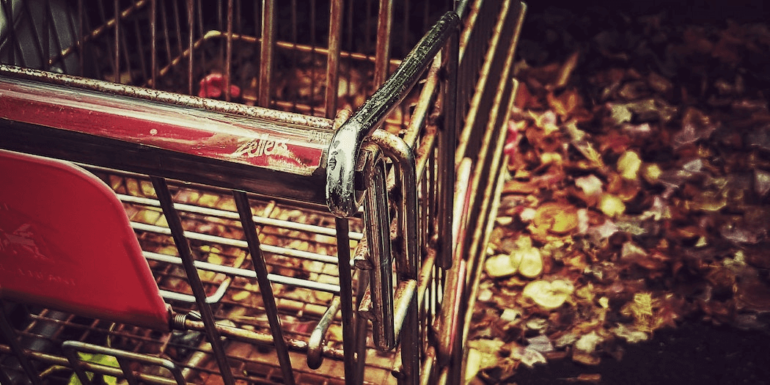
[[534, 202, 579, 235], [523, 280, 574, 310], [617, 151, 642, 180], [599, 194, 626, 217]]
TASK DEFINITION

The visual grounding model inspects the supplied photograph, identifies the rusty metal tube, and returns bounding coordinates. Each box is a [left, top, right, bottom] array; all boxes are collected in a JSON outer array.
[[360, 156, 396, 350], [258, 0, 275, 107], [374, 0, 393, 88], [366, 130, 418, 279], [326, 11, 461, 218], [325, 0, 344, 118], [307, 296, 342, 369], [437, 24, 460, 269]]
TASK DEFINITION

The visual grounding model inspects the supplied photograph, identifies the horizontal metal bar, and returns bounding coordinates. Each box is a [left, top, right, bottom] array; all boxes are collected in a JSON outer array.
[[158, 277, 231, 304], [0, 69, 332, 205], [119, 194, 363, 240], [130, 222, 339, 264], [0, 344, 184, 385], [182, 319, 346, 362], [62, 341, 186, 385], [143, 252, 340, 293], [200, 30, 404, 67]]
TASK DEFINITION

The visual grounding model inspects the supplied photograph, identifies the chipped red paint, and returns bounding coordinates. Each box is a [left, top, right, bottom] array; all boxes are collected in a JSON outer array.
[[0, 78, 330, 176]]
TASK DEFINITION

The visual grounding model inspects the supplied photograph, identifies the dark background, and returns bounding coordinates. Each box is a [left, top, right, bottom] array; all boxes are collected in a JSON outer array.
[[506, 1, 770, 384]]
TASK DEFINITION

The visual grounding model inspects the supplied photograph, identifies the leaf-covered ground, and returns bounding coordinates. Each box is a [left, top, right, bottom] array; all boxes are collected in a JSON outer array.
[[466, 4, 770, 384]]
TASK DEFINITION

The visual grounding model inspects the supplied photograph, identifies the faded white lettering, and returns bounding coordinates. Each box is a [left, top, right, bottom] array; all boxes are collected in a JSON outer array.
[[232, 134, 289, 158]]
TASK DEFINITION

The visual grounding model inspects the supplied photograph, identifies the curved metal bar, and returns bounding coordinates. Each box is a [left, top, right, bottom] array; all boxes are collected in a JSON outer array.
[[360, 155, 395, 350], [325, 11, 460, 218], [307, 296, 342, 369], [365, 129, 418, 280], [363, 129, 419, 384]]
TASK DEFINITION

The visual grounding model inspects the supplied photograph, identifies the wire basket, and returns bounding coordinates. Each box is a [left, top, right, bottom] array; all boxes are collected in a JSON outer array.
[[0, 0, 526, 384]]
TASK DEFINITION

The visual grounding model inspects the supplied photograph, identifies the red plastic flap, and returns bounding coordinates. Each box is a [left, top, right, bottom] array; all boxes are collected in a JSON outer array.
[[0, 150, 170, 331]]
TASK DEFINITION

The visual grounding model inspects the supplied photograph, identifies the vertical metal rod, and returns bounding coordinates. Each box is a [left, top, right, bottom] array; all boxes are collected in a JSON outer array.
[[428, 140, 437, 245], [438, 258, 465, 368], [366, 131, 419, 384], [197, 0, 207, 89], [0, 303, 42, 385], [97, 1, 116, 78], [325, 0, 344, 119], [364, 0, 372, 54], [367, 132, 418, 281], [61, 345, 90, 385], [354, 272, 369, 384], [224, 0, 233, 102], [150, 177, 235, 385], [160, 0, 173, 70], [402, 0, 410, 59], [437, 25, 459, 269], [258, 0, 276, 108], [42, 0, 50, 70], [117, 357, 140, 385], [309, 0, 317, 115], [78, 0, 84, 75], [216, 0, 224, 64], [373, 0, 393, 88], [232, 191, 296, 385], [363, 158, 395, 350], [151, 0, 157, 88], [234, 0, 243, 89], [419, 347, 436, 385], [345, 0, 353, 98], [402, 291, 419, 385], [334, 217, 357, 385], [1, 0, 20, 66], [187, 0, 194, 96], [448, 265, 466, 385], [20, 1, 45, 70], [290, 0, 298, 110], [171, 0, 184, 60], [119, 20, 134, 84], [131, 0, 148, 83], [114, 0, 120, 80]]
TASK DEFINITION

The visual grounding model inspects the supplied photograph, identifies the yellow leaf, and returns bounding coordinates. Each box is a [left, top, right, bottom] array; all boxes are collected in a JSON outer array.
[[643, 163, 662, 183], [599, 194, 626, 217], [617, 151, 642, 180]]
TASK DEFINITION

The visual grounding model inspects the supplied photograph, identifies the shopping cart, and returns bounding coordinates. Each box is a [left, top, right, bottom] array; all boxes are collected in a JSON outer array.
[[0, 0, 525, 384]]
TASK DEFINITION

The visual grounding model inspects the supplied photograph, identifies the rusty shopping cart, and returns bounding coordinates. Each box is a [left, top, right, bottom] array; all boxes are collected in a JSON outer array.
[[0, 0, 524, 384]]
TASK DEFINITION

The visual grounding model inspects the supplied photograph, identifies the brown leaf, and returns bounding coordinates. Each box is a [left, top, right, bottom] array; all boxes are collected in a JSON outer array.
[[534, 202, 579, 235]]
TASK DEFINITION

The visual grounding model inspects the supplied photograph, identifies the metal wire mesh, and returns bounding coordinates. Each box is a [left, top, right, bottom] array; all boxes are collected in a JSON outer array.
[[0, 0, 525, 384]]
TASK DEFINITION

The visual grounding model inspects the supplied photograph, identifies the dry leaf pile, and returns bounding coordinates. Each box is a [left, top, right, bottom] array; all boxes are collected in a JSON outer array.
[[467, 11, 770, 384]]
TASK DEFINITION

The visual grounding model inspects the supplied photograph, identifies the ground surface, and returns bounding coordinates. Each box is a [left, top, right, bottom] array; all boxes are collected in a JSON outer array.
[[465, 1, 770, 384], [513, 321, 770, 385]]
